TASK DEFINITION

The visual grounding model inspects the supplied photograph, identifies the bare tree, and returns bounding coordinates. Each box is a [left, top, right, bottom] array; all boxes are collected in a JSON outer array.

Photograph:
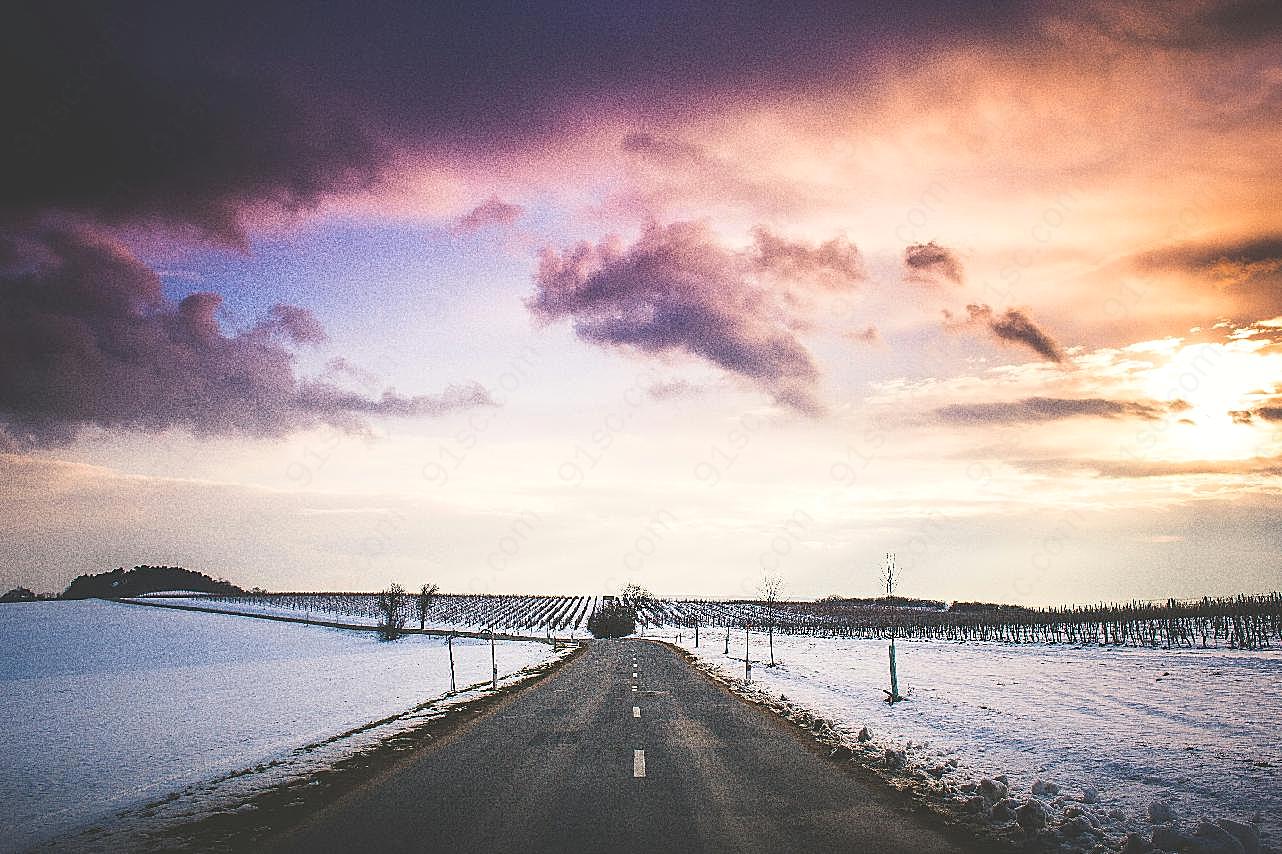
[[376, 583, 406, 641], [758, 573, 784, 666], [416, 583, 439, 630], [620, 583, 654, 627], [881, 554, 905, 702], [620, 582, 653, 604]]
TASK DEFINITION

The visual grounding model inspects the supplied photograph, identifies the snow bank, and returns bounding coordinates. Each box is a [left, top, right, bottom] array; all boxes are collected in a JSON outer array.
[[669, 631, 1281, 852], [0, 600, 559, 852]]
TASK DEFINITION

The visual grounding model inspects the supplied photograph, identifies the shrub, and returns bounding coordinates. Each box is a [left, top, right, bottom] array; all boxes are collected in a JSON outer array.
[[587, 603, 636, 638], [376, 584, 406, 641]]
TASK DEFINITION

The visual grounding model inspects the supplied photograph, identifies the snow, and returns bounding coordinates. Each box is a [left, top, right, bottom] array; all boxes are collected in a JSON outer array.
[[669, 631, 1282, 850], [0, 600, 560, 852]]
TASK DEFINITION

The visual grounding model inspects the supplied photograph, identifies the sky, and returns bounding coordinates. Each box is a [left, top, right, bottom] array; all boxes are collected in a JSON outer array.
[[2, 1, 1281, 603]]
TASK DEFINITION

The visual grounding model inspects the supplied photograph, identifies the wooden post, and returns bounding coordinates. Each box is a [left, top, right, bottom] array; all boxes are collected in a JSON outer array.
[[724, 626, 730, 655], [447, 635, 457, 694], [490, 628, 498, 691], [769, 625, 774, 666], [694, 618, 699, 648], [888, 637, 901, 702], [744, 626, 751, 683]]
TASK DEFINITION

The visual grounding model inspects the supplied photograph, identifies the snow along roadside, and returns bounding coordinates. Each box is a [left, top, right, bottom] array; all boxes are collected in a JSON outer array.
[[663, 635, 1278, 854], [37, 643, 581, 853]]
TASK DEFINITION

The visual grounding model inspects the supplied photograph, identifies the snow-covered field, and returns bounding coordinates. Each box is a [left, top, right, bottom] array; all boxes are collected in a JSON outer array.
[[670, 631, 1281, 852], [0, 600, 559, 852]]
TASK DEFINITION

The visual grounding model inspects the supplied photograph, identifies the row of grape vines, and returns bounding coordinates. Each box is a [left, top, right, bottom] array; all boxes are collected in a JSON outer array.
[[196, 591, 1282, 649], [202, 593, 602, 632]]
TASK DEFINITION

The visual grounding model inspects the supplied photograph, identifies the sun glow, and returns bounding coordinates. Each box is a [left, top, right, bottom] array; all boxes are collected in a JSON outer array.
[[1139, 336, 1282, 461]]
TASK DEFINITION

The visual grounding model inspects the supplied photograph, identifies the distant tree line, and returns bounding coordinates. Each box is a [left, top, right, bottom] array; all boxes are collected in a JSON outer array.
[[61, 566, 244, 600]]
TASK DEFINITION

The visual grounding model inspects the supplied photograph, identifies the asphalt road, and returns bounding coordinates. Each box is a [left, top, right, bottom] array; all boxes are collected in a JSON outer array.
[[270, 639, 968, 854]]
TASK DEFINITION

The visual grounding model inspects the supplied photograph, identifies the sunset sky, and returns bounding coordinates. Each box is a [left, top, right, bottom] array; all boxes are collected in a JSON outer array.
[[3, 1, 1281, 603]]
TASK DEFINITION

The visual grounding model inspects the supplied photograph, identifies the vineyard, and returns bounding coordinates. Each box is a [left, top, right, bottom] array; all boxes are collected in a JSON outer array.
[[646, 593, 1282, 650], [200, 592, 602, 632], [182, 591, 1282, 649]]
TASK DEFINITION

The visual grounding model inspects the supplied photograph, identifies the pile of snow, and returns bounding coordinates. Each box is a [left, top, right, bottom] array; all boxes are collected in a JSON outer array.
[[668, 631, 1281, 853], [0, 600, 559, 852]]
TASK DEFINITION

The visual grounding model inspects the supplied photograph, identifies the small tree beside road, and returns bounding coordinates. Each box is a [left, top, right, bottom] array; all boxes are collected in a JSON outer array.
[[376, 583, 406, 641]]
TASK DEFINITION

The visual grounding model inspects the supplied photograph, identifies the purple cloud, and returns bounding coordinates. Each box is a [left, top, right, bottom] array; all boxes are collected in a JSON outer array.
[[527, 222, 863, 414], [1, 4, 1051, 242], [935, 397, 1167, 424], [453, 197, 525, 235], [965, 303, 1066, 362], [904, 241, 963, 285], [750, 227, 864, 288], [0, 226, 492, 448]]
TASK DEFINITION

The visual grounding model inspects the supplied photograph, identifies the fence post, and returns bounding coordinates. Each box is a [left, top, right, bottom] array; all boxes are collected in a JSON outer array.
[[888, 637, 900, 702], [695, 619, 699, 648], [448, 634, 457, 694], [744, 626, 751, 683], [490, 628, 498, 691]]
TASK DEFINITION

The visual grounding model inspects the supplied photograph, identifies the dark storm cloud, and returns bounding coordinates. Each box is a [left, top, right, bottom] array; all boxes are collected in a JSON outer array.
[[904, 241, 963, 285], [1257, 406, 1282, 422], [0, 226, 493, 447], [1081, 0, 1282, 50], [528, 221, 867, 413], [1, 1, 1033, 237], [0, 6, 382, 242], [965, 304, 1066, 362], [935, 397, 1167, 425]]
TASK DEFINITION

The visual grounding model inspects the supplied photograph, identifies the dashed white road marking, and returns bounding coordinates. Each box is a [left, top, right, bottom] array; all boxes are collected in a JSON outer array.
[[634, 749, 646, 778], [632, 671, 638, 678], [633, 706, 641, 718]]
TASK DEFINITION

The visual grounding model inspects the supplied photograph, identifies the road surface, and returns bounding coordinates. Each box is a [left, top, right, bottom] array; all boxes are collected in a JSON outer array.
[[270, 639, 970, 854]]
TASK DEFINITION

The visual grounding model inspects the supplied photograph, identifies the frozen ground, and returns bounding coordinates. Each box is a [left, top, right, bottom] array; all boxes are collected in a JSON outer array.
[[0, 600, 559, 852], [669, 630, 1281, 851]]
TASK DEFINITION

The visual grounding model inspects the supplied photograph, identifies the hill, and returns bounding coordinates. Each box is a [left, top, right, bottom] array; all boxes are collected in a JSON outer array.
[[62, 566, 243, 600]]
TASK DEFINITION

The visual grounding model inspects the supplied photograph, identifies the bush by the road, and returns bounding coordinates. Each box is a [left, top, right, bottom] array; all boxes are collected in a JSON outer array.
[[587, 604, 636, 638]]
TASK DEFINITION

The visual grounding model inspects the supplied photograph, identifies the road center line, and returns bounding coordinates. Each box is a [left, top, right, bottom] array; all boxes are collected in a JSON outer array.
[[634, 749, 646, 778], [633, 706, 641, 718]]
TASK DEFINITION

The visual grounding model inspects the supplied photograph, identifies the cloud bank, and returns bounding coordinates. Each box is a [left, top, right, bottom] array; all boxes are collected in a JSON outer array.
[[935, 397, 1168, 425], [0, 227, 492, 447]]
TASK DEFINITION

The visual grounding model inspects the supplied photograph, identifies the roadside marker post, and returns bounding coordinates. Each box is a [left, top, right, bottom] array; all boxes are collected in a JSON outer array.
[[447, 634, 457, 693], [490, 628, 498, 691]]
